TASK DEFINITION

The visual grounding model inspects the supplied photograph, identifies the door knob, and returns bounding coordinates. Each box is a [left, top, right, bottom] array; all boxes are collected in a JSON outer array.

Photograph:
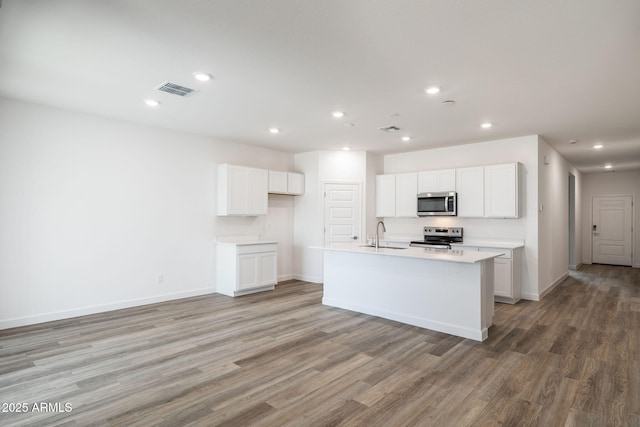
[[351, 236, 358, 240]]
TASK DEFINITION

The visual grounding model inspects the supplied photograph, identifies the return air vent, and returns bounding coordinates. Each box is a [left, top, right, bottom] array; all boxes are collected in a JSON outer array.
[[378, 125, 400, 132], [155, 81, 198, 97]]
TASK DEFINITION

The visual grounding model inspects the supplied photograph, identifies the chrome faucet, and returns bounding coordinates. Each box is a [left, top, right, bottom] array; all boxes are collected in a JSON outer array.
[[375, 220, 386, 249]]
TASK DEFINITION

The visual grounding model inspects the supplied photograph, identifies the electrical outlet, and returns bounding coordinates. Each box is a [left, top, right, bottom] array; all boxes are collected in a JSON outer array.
[[157, 274, 164, 284]]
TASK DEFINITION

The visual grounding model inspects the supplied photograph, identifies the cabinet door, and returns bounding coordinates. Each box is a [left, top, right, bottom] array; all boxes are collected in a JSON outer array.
[[456, 166, 484, 217], [395, 173, 418, 217], [237, 254, 259, 290], [493, 258, 512, 298], [418, 169, 456, 193], [248, 168, 269, 215], [268, 170, 288, 194], [417, 171, 438, 193], [485, 163, 518, 218], [437, 169, 456, 192], [258, 252, 277, 286], [287, 172, 305, 195], [376, 174, 396, 217], [227, 165, 249, 215]]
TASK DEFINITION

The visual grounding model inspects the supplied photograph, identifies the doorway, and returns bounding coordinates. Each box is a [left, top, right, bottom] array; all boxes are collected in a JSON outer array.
[[323, 182, 362, 248], [591, 195, 633, 266]]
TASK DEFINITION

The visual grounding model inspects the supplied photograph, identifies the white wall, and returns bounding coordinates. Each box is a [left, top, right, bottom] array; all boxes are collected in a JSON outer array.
[[582, 170, 640, 268], [537, 138, 583, 296], [293, 150, 371, 282], [0, 97, 295, 328]]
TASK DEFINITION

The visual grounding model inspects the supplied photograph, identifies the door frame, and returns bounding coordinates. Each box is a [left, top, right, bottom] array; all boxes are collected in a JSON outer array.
[[322, 181, 364, 247], [589, 193, 634, 266]]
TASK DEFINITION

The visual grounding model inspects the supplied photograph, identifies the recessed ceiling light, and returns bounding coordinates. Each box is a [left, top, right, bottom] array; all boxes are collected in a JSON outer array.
[[269, 128, 280, 134], [145, 99, 160, 107], [193, 72, 212, 81], [401, 136, 411, 142], [332, 111, 345, 118], [569, 140, 578, 144], [593, 144, 603, 149], [425, 86, 441, 95], [604, 164, 612, 169], [480, 122, 492, 129], [342, 146, 350, 151]]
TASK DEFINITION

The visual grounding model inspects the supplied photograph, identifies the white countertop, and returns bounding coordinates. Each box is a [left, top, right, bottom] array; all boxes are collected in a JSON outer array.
[[450, 240, 524, 249], [318, 244, 504, 264], [216, 239, 278, 246], [379, 235, 524, 250]]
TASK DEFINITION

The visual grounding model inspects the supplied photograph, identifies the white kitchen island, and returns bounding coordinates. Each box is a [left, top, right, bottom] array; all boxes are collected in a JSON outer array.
[[322, 245, 503, 341]]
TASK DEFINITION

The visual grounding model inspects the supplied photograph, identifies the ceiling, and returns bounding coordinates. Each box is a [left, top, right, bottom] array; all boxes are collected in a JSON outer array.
[[1, 0, 639, 173]]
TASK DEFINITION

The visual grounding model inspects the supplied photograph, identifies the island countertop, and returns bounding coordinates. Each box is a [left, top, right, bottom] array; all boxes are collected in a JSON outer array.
[[318, 244, 504, 264]]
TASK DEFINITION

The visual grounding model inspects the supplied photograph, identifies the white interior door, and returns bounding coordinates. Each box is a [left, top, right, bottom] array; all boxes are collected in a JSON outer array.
[[592, 195, 633, 266], [324, 183, 361, 248]]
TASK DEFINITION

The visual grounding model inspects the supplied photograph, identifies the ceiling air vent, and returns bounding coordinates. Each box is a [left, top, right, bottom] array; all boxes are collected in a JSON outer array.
[[155, 81, 198, 97], [379, 125, 400, 132]]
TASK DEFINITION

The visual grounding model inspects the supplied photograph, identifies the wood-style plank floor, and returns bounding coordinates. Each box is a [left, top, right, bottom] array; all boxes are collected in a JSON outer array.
[[1, 264, 639, 426]]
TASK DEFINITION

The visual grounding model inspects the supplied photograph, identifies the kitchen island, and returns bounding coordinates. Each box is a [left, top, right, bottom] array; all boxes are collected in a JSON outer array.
[[321, 245, 503, 341]]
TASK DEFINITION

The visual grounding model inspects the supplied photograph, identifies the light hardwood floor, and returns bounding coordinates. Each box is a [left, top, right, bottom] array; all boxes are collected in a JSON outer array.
[[1, 264, 639, 426]]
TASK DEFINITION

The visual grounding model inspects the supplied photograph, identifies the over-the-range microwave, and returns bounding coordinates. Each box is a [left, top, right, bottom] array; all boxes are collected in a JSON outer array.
[[417, 191, 457, 216]]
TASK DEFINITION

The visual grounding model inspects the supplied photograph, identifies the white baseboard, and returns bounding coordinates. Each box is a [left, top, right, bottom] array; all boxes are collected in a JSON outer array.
[[0, 288, 215, 330], [537, 272, 569, 300], [521, 292, 540, 302], [292, 273, 322, 284], [634, 263, 640, 269], [569, 263, 582, 270], [277, 273, 294, 282]]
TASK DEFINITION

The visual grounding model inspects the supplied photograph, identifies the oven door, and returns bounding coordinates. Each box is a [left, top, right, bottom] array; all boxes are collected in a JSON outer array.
[[417, 192, 456, 216]]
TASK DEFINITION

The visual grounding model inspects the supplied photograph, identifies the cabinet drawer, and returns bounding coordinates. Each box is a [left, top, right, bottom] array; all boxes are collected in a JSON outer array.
[[236, 243, 278, 254]]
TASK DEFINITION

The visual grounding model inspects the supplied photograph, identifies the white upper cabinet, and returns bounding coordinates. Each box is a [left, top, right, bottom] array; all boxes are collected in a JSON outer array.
[[456, 163, 520, 218], [376, 174, 396, 217], [456, 166, 485, 217], [418, 169, 456, 193], [395, 173, 418, 217], [287, 172, 305, 195], [218, 164, 268, 216], [484, 163, 519, 218], [376, 173, 417, 218], [268, 170, 288, 193], [268, 170, 304, 195]]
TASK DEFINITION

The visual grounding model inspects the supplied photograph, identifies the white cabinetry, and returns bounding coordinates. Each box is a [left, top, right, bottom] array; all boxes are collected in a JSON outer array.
[[456, 163, 520, 218], [268, 170, 305, 195], [287, 172, 305, 195], [456, 166, 485, 217], [376, 173, 417, 217], [479, 246, 522, 303], [216, 242, 278, 297], [418, 169, 456, 193], [453, 244, 523, 303], [218, 164, 268, 216], [484, 163, 519, 218]]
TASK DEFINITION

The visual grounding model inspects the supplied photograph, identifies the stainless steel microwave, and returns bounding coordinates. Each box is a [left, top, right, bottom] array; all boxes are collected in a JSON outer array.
[[417, 191, 457, 216]]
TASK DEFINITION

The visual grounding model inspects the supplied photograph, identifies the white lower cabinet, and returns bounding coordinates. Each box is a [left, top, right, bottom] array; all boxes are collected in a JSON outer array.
[[453, 244, 523, 304], [479, 246, 522, 304], [216, 242, 278, 297]]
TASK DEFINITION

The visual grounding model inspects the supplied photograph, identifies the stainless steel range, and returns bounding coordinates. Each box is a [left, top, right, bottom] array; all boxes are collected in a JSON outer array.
[[410, 226, 463, 249]]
